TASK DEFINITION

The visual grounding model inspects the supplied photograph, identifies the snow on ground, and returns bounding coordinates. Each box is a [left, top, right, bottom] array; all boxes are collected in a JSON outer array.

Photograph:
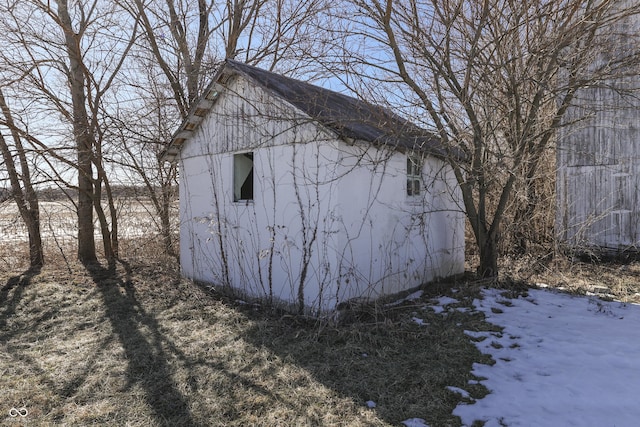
[[401, 418, 429, 427], [426, 295, 460, 314], [454, 288, 640, 427], [435, 296, 460, 306], [386, 290, 424, 307]]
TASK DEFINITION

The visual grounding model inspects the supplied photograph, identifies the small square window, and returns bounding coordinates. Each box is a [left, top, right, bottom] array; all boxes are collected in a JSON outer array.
[[234, 152, 253, 201], [407, 155, 422, 197]]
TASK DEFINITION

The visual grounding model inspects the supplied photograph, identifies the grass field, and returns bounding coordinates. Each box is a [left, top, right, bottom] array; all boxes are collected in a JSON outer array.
[[1, 255, 501, 426], [0, 199, 177, 271], [2, 199, 639, 426]]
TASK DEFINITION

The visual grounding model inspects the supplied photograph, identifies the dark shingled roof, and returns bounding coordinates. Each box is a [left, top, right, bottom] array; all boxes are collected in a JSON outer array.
[[226, 60, 446, 156], [163, 60, 458, 162]]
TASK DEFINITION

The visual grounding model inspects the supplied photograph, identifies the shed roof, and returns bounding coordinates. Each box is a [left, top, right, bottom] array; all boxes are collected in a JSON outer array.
[[163, 60, 455, 162]]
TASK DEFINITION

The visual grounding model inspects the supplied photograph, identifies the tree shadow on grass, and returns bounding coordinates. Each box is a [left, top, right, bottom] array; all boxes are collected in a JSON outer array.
[[238, 287, 494, 426], [0, 266, 41, 332], [83, 261, 200, 427]]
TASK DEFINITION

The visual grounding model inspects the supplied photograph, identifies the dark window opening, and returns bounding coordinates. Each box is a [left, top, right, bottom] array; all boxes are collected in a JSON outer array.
[[407, 155, 422, 197], [234, 152, 254, 201]]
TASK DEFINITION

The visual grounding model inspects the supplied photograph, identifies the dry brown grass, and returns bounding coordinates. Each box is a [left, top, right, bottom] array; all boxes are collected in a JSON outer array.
[[1, 244, 497, 427], [497, 252, 640, 303], [5, 189, 636, 426], [4, 193, 639, 425]]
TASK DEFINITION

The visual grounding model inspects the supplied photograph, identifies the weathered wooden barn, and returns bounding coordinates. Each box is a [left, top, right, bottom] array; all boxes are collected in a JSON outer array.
[[557, 83, 640, 254], [556, 5, 640, 255], [164, 60, 465, 313]]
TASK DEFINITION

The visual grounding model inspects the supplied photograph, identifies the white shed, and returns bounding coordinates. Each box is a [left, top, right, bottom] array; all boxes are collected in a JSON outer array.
[[164, 60, 465, 313]]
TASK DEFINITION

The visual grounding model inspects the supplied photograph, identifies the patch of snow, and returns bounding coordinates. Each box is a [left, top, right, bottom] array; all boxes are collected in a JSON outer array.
[[586, 297, 626, 318], [435, 296, 459, 306], [401, 418, 429, 427], [405, 290, 424, 301], [454, 288, 640, 426], [366, 400, 376, 408], [426, 295, 462, 315], [429, 305, 445, 314], [386, 290, 424, 307], [411, 317, 428, 326], [446, 386, 471, 399]]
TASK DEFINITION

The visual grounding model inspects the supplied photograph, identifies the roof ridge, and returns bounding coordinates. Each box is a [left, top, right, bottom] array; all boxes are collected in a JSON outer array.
[[163, 60, 462, 163], [225, 59, 418, 130]]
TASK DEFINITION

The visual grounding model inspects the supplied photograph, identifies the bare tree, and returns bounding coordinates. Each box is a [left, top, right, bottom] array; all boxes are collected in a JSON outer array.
[[0, 89, 43, 268], [0, 0, 138, 264], [108, 0, 334, 255], [57, 0, 140, 263], [56, 0, 101, 263], [339, 0, 640, 277], [105, 84, 180, 257], [125, 0, 216, 118], [126, 0, 335, 113]]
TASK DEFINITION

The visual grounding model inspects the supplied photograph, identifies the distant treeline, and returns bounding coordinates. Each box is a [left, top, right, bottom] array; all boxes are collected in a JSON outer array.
[[0, 186, 176, 203]]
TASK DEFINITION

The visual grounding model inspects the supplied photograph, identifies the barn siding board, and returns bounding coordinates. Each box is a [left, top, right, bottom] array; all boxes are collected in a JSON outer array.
[[558, 90, 640, 252], [557, 2, 640, 253]]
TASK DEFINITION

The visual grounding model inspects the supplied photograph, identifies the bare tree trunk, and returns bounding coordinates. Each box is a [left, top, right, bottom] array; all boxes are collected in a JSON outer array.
[[160, 171, 176, 256], [93, 174, 115, 262], [0, 132, 44, 268], [93, 141, 118, 262], [57, 0, 97, 263], [0, 89, 43, 268], [478, 234, 498, 279]]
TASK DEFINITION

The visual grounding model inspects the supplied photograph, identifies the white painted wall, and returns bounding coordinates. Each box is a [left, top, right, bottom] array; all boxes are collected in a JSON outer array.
[[331, 143, 465, 302], [179, 74, 464, 313]]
